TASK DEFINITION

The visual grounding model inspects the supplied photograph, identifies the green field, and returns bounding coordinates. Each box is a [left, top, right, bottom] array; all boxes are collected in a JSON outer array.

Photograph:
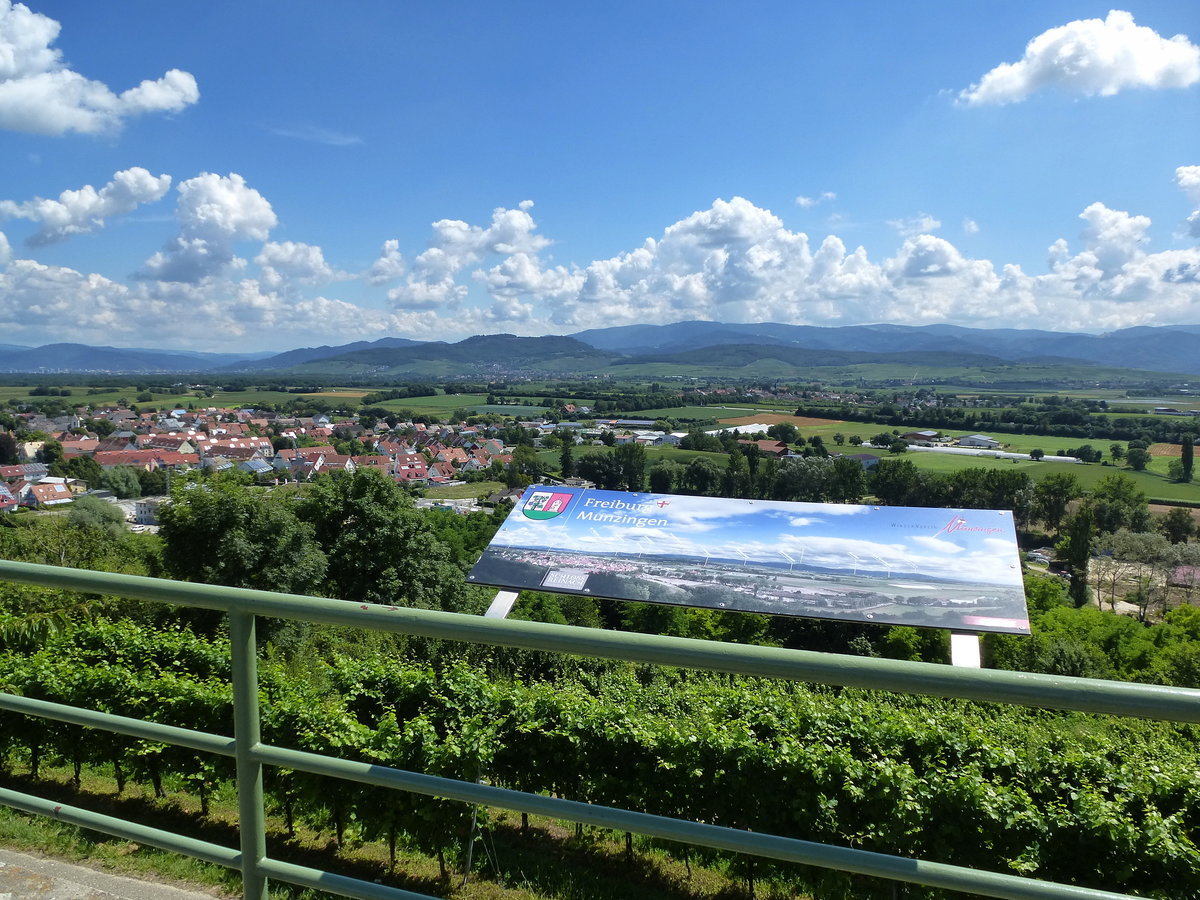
[[371, 392, 490, 416], [603, 358, 1187, 384], [0, 384, 506, 417], [423, 480, 505, 500], [622, 405, 727, 420], [467, 404, 549, 416], [895, 451, 1200, 504], [536, 445, 715, 470]]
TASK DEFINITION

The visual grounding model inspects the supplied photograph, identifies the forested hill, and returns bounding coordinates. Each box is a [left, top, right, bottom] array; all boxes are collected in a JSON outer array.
[[570, 321, 1200, 375], [5, 322, 1200, 376], [0, 343, 257, 373], [218, 336, 424, 372], [612, 343, 1008, 369], [284, 333, 620, 376]]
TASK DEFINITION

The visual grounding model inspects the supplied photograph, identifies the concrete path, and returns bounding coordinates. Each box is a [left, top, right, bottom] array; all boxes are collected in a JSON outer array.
[[0, 849, 229, 900]]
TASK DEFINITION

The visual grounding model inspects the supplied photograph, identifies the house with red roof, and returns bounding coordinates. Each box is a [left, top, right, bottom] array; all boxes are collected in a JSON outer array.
[[94, 450, 161, 471], [738, 439, 792, 458], [25, 482, 73, 508], [154, 451, 200, 470], [353, 455, 391, 473]]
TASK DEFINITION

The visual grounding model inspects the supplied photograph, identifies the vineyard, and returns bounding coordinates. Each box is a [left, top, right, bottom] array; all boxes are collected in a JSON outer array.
[[1, 617, 1198, 899]]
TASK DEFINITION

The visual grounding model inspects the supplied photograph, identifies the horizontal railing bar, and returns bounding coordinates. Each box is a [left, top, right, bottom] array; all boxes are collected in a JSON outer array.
[[254, 744, 1141, 900], [0, 786, 242, 869], [0, 693, 237, 757], [257, 857, 438, 900], [3, 559, 1198, 723]]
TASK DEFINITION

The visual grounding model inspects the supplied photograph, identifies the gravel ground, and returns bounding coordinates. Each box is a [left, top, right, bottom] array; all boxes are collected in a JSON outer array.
[[0, 849, 230, 900]]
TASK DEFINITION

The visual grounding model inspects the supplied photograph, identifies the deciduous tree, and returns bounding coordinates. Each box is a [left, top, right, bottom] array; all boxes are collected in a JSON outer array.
[[1058, 506, 1095, 608], [1126, 447, 1150, 471], [296, 469, 464, 610], [1158, 507, 1196, 545], [102, 466, 142, 499], [159, 477, 327, 597], [1033, 472, 1082, 534], [1090, 472, 1150, 534]]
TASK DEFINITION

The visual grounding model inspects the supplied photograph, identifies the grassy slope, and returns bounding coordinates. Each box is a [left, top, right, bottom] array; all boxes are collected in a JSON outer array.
[[423, 481, 506, 499]]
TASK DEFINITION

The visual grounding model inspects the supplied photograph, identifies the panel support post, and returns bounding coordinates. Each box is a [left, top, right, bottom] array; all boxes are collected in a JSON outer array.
[[230, 610, 269, 900], [484, 590, 520, 619], [949, 631, 982, 669]]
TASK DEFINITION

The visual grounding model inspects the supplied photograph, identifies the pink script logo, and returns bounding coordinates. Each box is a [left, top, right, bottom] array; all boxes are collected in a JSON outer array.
[[939, 515, 1003, 536]]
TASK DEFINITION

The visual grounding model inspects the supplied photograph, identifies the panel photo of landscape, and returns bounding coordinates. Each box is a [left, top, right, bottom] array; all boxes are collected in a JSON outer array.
[[470, 486, 1029, 634]]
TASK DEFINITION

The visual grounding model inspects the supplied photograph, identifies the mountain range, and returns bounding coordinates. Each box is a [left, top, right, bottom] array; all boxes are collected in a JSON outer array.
[[1, 323, 1198, 377]]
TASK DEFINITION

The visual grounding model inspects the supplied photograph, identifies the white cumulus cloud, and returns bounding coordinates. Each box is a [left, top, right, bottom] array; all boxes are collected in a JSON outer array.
[[384, 187, 1200, 335], [389, 200, 550, 310], [796, 191, 836, 208], [0, 257, 399, 348], [0, 167, 171, 245], [9, 173, 1200, 349], [1077, 201, 1151, 275], [1177, 165, 1200, 237], [255, 241, 341, 291], [963, 218, 980, 235], [140, 173, 277, 283], [959, 10, 1200, 106], [888, 214, 942, 238], [1036, 200, 1200, 324], [0, 0, 199, 135], [0, 229, 9, 264], [365, 239, 405, 284]]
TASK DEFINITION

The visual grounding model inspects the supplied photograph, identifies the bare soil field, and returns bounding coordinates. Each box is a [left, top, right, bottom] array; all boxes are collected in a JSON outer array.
[[1150, 443, 1182, 457], [1150, 503, 1200, 522]]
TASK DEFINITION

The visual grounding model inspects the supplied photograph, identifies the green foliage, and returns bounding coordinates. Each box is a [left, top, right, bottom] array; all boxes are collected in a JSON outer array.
[[101, 465, 142, 499], [987, 574, 1200, 690], [421, 507, 504, 569], [1032, 472, 1082, 533], [870, 458, 923, 505], [67, 496, 126, 538], [1090, 472, 1150, 534], [38, 440, 63, 467], [61, 455, 102, 489], [295, 468, 472, 611], [1126, 446, 1151, 471], [647, 459, 683, 493], [137, 467, 168, 496], [1058, 507, 1095, 608], [613, 441, 647, 492], [3, 619, 1200, 898], [1157, 506, 1196, 544], [766, 422, 798, 444], [682, 456, 720, 494], [0, 432, 17, 465], [0, 511, 153, 576], [158, 476, 326, 596]]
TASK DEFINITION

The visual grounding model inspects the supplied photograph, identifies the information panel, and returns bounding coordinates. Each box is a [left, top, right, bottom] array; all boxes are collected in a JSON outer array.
[[469, 486, 1030, 635]]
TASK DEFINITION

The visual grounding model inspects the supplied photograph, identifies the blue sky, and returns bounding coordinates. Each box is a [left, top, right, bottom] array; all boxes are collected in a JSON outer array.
[[1, 1, 1198, 351]]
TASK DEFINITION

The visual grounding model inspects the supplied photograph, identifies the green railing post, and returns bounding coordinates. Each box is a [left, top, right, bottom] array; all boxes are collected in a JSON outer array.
[[230, 610, 269, 900]]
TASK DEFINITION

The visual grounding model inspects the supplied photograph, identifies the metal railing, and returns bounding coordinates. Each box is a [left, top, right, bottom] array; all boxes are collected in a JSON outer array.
[[0, 558, 1196, 900]]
